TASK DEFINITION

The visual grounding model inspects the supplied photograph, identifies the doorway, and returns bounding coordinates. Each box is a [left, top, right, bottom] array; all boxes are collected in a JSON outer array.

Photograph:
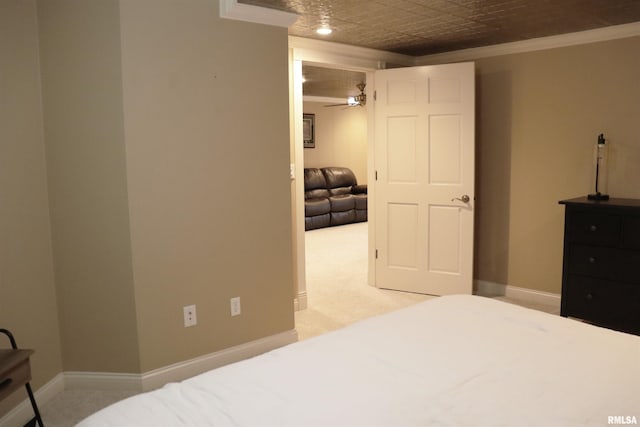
[[290, 57, 378, 315], [295, 63, 378, 339], [290, 48, 476, 336]]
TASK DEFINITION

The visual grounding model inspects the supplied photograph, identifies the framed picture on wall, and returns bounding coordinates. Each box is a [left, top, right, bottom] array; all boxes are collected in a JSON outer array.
[[303, 113, 315, 148]]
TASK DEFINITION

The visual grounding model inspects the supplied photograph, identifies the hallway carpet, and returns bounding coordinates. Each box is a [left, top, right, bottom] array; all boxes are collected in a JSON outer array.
[[295, 222, 433, 340]]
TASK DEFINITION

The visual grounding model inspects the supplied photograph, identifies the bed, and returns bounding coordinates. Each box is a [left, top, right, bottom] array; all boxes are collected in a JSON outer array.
[[78, 295, 639, 427]]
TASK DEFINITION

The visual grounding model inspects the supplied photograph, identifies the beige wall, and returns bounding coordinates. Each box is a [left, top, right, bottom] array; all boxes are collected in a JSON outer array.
[[119, 0, 294, 371], [0, 0, 62, 413], [474, 35, 640, 293], [33, 0, 294, 377], [37, 0, 140, 373], [303, 102, 368, 185]]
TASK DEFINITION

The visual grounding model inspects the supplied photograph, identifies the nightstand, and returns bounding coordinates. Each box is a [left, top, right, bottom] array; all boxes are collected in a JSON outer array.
[[0, 349, 34, 402], [0, 329, 44, 426]]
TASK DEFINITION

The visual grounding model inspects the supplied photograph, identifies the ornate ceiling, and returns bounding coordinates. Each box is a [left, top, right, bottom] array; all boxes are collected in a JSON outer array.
[[237, 1, 640, 98], [240, 0, 640, 55]]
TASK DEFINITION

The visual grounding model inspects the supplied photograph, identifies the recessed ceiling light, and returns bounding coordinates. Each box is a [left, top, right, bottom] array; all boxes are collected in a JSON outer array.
[[316, 27, 332, 35]]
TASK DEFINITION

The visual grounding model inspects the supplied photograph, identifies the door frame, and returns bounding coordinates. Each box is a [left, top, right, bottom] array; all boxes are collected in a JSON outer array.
[[289, 37, 414, 309]]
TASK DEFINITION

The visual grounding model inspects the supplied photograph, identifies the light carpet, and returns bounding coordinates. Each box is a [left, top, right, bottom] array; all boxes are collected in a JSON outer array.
[[295, 222, 433, 340], [39, 390, 138, 427]]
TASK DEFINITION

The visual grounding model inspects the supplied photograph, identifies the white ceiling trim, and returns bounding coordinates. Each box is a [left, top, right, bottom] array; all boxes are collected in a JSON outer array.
[[289, 36, 414, 71], [219, 0, 299, 28], [416, 21, 640, 65]]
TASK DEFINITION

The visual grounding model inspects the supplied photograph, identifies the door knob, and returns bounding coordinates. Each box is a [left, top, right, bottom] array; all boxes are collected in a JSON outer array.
[[452, 195, 470, 203]]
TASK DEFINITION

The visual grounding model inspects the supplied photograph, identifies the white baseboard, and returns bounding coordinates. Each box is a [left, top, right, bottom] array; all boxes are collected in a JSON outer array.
[[0, 373, 64, 427], [294, 290, 308, 311], [139, 329, 297, 391], [504, 285, 561, 307], [0, 329, 298, 426], [474, 280, 561, 309], [69, 330, 297, 392]]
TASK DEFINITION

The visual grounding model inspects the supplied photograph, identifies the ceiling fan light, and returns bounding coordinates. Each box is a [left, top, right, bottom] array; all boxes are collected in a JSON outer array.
[[316, 27, 332, 35], [347, 96, 358, 106]]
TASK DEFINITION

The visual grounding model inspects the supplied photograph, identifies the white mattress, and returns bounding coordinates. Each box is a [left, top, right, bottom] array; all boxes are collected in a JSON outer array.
[[78, 295, 640, 427]]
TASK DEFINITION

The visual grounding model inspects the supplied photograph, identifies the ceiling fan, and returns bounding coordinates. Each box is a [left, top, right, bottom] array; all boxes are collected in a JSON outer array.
[[325, 83, 366, 108]]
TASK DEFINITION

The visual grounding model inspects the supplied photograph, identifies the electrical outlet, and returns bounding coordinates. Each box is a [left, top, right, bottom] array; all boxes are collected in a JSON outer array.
[[183, 304, 197, 327], [230, 297, 241, 316]]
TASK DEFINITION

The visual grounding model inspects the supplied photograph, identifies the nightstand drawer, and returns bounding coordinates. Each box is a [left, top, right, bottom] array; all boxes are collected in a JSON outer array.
[[0, 350, 32, 402], [564, 276, 640, 333], [568, 212, 621, 246], [568, 245, 640, 284]]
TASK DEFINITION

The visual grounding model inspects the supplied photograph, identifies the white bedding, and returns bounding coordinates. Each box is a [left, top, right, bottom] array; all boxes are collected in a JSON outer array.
[[78, 295, 640, 427]]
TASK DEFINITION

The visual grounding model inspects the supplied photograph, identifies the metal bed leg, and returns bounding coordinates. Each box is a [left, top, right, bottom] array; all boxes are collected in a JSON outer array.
[[24, 382, 44, 427]]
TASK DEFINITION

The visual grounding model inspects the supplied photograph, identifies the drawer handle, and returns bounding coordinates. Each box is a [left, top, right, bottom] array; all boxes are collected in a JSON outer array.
[[589, 225, 598, 232], [588, 256, 596, 264], [0, 378, 13, 391]]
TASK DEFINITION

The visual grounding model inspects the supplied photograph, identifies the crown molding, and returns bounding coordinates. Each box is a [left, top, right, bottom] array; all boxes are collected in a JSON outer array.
[[219, 0, 299, 28], [290, 21, 640, 70], [289, 36, 414, 70], [416, 21, 640, 65]]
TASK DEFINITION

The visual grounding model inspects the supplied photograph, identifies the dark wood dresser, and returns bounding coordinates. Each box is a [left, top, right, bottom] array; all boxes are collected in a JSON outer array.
[[559, 197, 640, 335]]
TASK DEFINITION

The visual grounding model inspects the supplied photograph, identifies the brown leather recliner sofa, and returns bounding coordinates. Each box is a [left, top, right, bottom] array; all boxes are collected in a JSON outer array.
[[304, 167, 367, 230]]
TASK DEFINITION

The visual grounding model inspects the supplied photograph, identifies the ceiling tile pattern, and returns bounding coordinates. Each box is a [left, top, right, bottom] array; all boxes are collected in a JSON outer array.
[[239, 0, 640, 55]]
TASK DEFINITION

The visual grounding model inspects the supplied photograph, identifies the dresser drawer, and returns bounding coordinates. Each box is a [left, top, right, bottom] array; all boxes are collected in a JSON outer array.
[[563, 276, 640, 333], [568, 244, 640, 284], [567, 211, 621, 246], [622, 216, 640, 249]]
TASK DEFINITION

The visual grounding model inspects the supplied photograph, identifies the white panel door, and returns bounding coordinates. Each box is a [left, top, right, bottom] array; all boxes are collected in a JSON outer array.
[[375, 62, 474, 295]]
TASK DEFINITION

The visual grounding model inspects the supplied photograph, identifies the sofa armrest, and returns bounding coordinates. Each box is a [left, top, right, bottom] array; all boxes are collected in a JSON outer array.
[[352, 184, 367, 194]]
